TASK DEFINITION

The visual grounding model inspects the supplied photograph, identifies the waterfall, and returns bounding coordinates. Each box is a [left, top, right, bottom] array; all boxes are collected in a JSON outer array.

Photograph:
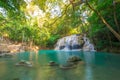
[[54, 34, 96, 51]]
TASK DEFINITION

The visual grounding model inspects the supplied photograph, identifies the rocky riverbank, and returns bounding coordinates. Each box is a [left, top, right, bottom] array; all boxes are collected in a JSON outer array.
[[0, 39, 39, 54], [100, 47, 120, 53]]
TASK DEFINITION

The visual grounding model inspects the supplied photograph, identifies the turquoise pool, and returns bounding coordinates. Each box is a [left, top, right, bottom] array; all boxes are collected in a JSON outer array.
[[0, 50, 120, 80]]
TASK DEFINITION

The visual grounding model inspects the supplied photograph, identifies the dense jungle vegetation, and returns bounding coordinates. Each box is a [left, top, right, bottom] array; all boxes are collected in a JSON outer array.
[[0, 0, 120, 52]]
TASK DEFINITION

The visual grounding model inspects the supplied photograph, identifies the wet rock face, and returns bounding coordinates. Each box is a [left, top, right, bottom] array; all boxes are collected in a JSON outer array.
[[60, 45, 84, 50], [67, 45, 72, 50], [59, 46, 65, 50], [72, 44, 83, 49], [55, 34, 96, 51], [76, 34, 81, 36]]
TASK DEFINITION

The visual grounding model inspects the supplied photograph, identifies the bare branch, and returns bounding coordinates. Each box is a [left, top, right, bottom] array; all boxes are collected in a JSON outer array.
[[73, 0, 85, 7], [50, 4, 70, 26]]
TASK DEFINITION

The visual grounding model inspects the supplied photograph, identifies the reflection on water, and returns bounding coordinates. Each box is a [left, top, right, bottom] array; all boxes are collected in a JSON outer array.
[[83, 52, 95, 80], [0, 50, 120, 80], [56, 51, 81, 65]]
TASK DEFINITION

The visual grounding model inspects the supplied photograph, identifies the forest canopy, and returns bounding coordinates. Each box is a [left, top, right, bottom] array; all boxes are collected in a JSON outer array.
[[0, 0, 120, 51]]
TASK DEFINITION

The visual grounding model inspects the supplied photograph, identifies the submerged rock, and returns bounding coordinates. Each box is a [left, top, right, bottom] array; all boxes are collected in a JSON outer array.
[[13, 78, 20, 80], [59, 63, 76, 69], [67, 56, 82, 62], [15, 60, 33, 67], [48, 61, 58, 66], [4, 54, 13, 57]]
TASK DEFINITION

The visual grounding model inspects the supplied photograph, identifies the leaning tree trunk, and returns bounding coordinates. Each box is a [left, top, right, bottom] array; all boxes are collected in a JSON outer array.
[[113, 0, 120, 34], [85, 0, 120, 41]]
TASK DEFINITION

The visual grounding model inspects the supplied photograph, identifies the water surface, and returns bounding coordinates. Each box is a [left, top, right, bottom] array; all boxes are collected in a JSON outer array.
[[0, 50, 120, 80]]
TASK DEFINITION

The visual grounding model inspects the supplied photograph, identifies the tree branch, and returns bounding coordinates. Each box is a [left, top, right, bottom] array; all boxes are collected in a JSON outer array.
[[113, 0, 120, 33], [73, 0, 85, 7], [85, 0, 120, 41], [50, 4, 70, 26], [68, 0, 120, 41]]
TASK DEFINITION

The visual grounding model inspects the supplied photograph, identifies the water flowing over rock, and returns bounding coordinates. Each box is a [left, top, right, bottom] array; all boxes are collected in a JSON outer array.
[[54, 34, 96, 51]]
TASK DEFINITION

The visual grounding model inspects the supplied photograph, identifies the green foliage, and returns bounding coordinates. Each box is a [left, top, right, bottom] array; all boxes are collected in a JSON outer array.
[[32, 0, 46, 10], [0, 0, 120, 51], [87, 0, 120, 50], [46, 34, 60, 48]]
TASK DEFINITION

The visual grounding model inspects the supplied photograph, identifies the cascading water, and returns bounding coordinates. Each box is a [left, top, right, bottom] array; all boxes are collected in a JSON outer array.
[[54, 34, 96, 51]]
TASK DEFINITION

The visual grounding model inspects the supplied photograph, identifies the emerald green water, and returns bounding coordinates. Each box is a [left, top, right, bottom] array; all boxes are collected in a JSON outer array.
[[0, 50, 120, 80]]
